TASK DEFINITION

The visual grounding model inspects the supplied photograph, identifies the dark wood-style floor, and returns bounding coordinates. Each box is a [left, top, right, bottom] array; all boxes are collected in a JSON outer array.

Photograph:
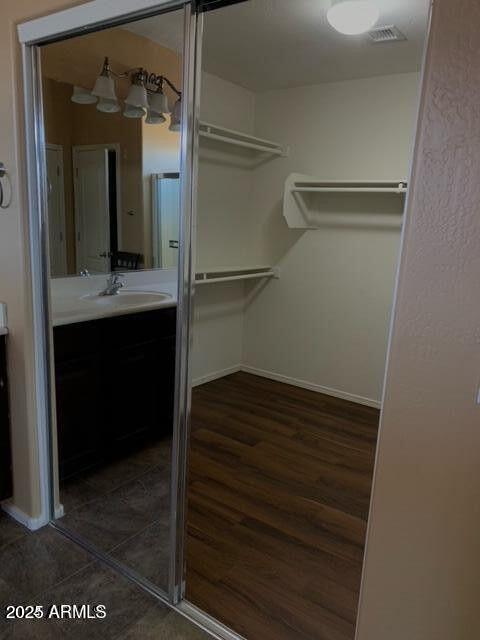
[[186, 372, 379, 640]]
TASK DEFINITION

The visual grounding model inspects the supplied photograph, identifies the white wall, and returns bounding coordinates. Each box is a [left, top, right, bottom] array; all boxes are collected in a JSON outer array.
[[242, 73, 421, 405], [191, 73, 255, 383]]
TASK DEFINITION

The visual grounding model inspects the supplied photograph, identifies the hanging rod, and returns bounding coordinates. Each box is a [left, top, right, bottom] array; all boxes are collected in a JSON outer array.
[[195, 267, 279, 285]]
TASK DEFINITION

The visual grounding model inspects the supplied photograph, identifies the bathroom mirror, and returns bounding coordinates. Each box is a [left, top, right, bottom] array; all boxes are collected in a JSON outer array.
[[42, 15, 183, 277], [40, 5, 186, 598]]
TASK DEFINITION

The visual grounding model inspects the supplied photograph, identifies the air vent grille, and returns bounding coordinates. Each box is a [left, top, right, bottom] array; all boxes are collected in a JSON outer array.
[[368, 25, 407, 43]]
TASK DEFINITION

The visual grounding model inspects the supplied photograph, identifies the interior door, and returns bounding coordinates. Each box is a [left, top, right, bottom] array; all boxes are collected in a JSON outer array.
[[73, 147, 110, 273], [46, 145, 67, 276]]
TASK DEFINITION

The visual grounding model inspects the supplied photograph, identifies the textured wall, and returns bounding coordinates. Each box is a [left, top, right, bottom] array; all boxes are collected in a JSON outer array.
[[356, 1, 480, 638], [0, 0, 87, 520]]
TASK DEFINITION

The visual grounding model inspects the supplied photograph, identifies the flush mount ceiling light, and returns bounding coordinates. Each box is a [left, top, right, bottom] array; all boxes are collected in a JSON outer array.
[[70, 57, 182, 128], [327, 0, 380, 35]]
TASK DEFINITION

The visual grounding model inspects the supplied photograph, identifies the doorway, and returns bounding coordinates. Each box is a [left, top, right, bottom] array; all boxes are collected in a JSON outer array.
[[73, 144, 120, 274], [19, 1, 432, 639]]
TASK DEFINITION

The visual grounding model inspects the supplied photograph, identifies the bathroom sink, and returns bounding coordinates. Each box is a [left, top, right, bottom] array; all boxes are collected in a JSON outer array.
[[81, 290, 171, 307]]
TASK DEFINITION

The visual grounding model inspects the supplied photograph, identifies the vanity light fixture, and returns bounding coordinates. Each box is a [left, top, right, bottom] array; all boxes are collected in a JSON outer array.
[[91, 57, 117, 100], [71, 85, 97, 104], [97, 98, 121, 113], [169, 98, 182, 132], [125, 71, 149, 109], [327, 0, 380, 35], [146, 110, 167, 125], [124, 105, 147, 119], [70, 57, 182, 129]]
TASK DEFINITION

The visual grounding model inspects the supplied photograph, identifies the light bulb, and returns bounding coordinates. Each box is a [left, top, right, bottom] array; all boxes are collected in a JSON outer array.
[[327, 0, 380, 35]]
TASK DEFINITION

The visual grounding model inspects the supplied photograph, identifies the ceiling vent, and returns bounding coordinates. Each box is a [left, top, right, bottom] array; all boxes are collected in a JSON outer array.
[[368, 25, 407, 43]]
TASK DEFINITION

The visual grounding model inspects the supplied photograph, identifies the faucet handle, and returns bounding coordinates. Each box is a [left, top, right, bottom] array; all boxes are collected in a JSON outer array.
[[111, 272, 126, 287]]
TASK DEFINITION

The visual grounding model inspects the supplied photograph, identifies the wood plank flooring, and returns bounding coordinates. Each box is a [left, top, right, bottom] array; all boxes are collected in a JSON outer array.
[[186, 372, 379, 640]]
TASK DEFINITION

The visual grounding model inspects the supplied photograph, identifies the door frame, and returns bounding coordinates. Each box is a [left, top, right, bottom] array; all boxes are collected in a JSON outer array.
[[17, 1, 436, 640], [18, 0, 197, 612], [45, 143, 67, 276], [72, 143, 122, 272]]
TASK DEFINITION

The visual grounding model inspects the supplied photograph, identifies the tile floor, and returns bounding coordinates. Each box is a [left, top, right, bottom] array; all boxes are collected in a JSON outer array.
[[59, 438, 172, 592], [0, 510, 210, 640]]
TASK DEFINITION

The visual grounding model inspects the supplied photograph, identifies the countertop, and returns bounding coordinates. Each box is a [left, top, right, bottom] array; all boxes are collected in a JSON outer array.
[[0, 328, 7, 337], [51, 281, 178, 327]]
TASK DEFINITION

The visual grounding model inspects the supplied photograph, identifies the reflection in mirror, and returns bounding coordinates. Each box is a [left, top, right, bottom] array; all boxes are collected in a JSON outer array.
[[42, 16, 183, 277], [41, 7, 184, 596]]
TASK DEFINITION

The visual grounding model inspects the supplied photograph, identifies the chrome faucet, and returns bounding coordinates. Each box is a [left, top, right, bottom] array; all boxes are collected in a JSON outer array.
[[100, 273, 126, 296]]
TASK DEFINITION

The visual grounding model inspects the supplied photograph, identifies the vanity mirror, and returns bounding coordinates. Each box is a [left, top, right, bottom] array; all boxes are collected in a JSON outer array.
[[42, 19, 183, 277], [39, 5, 186, 598]]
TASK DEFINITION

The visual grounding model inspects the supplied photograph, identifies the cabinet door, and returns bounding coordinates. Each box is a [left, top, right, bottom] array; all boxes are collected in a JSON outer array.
[[55, 354, 103, 478], [102, 309, 176, 453], [54, 322, 103, 478], [0, 338, 12, 501]]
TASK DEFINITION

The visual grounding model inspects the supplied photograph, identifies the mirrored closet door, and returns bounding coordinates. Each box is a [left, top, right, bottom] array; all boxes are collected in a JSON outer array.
[[40, 4, 188, 598], [184, 1, 430, 638]]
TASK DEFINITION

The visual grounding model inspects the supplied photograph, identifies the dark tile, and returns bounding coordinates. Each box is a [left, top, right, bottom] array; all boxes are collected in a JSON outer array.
[[0, 617, 67, 640], [112, 520, 170, 589], [60, 475, 101, 514], [0, 513, 28, 551], [129, 440, 172, 469], [39, 562, 158, 639], [59, 479, 160, 552], [80, 457, 153, 495], [0, 527, 91, 601], [124, 611, 211, 640], [116, 603, 170, 640], [116, 468, 170, 522]]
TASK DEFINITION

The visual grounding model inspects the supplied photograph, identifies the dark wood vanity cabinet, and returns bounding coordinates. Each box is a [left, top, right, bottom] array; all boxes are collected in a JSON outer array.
[[0, 336, 12, 501], [53, 308, 176, 479]]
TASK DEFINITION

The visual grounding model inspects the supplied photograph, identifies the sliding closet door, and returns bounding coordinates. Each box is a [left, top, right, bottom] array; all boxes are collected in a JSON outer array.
[[184, 0, 429, 638]]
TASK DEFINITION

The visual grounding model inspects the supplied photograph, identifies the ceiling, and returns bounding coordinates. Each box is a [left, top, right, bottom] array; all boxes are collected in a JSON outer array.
[[127, 0, 430, 92]]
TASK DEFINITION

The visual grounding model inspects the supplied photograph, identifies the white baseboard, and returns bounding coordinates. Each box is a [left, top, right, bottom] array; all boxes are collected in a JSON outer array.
[[192, 365, 242, 388], [1, 500, 49, 531], [240, 365, 381, 409]]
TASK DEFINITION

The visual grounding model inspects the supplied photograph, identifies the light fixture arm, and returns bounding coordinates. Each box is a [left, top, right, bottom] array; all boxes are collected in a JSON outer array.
[[104, 59, 181, 97]]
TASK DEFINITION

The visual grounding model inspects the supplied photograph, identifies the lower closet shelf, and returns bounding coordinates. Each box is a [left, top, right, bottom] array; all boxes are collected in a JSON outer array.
[[195, 266, 279, 285]]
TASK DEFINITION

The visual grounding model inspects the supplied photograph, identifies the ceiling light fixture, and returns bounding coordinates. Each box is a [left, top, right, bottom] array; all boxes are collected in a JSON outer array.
[[70, 57, 181, 128], [327, 0, 380, 35]]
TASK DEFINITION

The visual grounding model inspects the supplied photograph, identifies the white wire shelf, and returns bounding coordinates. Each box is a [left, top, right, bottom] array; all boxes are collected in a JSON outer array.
[[290, 179, 408, 195], [284, 173, 407, 229], [195, 266, 279, 285], [199, 122, 289, 157]]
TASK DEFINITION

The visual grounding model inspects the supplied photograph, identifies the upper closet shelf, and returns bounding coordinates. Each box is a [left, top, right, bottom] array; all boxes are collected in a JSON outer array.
[[284, 173, 408, 229], [199, 122, 289, 157]]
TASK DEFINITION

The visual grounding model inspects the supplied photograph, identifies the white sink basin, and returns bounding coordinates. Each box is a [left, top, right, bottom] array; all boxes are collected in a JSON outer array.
[[81, 290, 171, 307]]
